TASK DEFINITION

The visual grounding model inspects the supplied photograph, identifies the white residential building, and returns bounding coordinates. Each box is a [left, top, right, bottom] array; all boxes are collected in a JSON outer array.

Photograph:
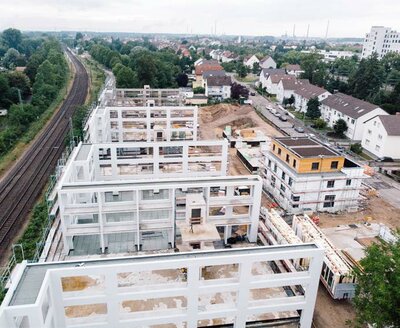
[[258, 68, 285, 90], [320, 93, 388, 140], [0, 244, 324, 328], [205, 76, 232, 99], [262, 137, 366, 214], [362, 114, 400, 159], [362, 26, 400, 59], [284, 64, 304, 77], [85, 106, 198, 143], [259, 55, 277, 69], [294, 84, 331, 113], [276, 78, 308, 104], [243, 54, 260, 68]]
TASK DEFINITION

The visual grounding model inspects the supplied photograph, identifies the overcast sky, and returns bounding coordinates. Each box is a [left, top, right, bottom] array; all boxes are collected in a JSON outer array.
[[0, 0, 399, 38]]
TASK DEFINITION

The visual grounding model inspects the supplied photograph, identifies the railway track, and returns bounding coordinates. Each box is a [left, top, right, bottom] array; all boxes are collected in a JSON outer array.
[[0, 49, 88, 260]]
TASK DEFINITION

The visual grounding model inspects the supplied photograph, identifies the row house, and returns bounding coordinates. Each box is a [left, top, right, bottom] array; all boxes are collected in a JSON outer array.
[[294, 84, 331, 113], [320, 93, 387, 140]]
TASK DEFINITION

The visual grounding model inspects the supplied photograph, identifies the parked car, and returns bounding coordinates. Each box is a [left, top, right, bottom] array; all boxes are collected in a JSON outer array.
[[279, 116, 288, 121], [376, 157, 394, 162], [294, 126, 304, 133], [250, 92, 256, 96], [274, 112, 281, 118]]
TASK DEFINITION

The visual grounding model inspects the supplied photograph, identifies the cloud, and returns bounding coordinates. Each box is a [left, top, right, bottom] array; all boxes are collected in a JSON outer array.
[[0, 0, 399, 37]]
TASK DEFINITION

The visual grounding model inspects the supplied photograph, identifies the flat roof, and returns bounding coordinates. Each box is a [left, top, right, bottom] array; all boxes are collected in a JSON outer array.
[[293, 146, 338, 157], [274, 137, 341, 158], [8, 244, 319, 306]]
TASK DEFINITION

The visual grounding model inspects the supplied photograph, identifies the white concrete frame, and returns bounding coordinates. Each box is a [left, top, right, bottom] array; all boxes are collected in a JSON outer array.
[[261, 151, 366, 214], [0, 245, 324, 328], [85, 105, 198, 143], [63, 140, 229, 183], [57, 176, 262, 254]]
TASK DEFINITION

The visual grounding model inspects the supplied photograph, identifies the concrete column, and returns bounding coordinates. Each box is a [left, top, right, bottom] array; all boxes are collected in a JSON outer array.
[[186, 264, 200, 328], [299, 250, 324, 327], [235, 260, 252, 327], [98, 191, 106, 253], [224, 226, 232, 243], [249, 182, 262, 242]]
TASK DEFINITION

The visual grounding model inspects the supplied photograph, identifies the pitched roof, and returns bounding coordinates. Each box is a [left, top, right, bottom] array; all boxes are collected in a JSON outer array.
[[270, 74, 293, 84], [321, 93, 381, 119], [261, 68, 285, 78], [260, 55, 273, 63], [206, 76, 232, 87], [195, 62, 223, 75], [379, 115, 400, 136], [280, 78, 309, 91], [294, 84, 329, 100], [284, 64, 302, 71], [202, 70, 227, 78]]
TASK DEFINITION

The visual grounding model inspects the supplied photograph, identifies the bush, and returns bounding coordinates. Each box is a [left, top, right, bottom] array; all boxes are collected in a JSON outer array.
[[193, 87, 205, 94], [350, 143, 363, 154], [313, 118, 327, 129]]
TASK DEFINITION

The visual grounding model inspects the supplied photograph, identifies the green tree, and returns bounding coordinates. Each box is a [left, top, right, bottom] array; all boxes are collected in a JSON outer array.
[[115, 66, 138, 88], [252, 62, 260, 74], [193, 87, 205, 94], [3, 48, 22, 68], [0, 74, 11, 108], [176, 73, 188, 87], [352, 236, 400, 328], [348, 53, 384, 101], [350, 143, 362, 154], [7, 71, 31, 97], [333, 118, 348, 137], [300, 53, 327, 86], [306, 97, 321, 119], [2, 28, 22, 49], [236, 62, 248, 78]]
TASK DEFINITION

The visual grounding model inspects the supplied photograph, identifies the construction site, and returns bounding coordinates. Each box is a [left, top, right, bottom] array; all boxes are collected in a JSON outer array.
[[1, 81, 399, 327]]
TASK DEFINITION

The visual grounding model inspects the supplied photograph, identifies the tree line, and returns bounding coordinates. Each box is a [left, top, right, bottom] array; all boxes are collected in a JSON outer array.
[[0, 28, 68, 155], [81, 38, 193, 89]]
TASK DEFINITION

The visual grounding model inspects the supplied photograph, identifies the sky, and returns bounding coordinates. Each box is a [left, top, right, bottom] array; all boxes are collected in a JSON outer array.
[[0, 0, 399, 38]]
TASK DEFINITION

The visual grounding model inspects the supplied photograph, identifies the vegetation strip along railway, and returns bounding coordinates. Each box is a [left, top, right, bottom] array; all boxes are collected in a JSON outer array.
[[0, 49, 88, 261]]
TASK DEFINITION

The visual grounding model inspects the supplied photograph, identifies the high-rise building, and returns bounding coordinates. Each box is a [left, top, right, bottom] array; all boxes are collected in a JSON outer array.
[[362, 26, 400, 59]]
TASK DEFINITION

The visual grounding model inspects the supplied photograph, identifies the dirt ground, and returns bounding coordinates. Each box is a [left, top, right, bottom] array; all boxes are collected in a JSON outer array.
[[199, 104, 283, 140], [318, 195, 400, 230], [313, 284, 356, 328]]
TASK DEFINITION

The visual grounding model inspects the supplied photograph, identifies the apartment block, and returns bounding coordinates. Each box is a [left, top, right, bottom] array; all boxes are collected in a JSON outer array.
[[0, 245, 324, 328], [262, 137, 366, 213], [85, 105, 198, 143], [362, 26, 400, 59]]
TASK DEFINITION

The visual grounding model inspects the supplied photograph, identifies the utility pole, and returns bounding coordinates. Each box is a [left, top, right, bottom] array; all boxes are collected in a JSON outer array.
[[306, 24, 310, 39], [325, 20, 330, 40], [17, 88, 23, 111], [293, 24, 296, 38]]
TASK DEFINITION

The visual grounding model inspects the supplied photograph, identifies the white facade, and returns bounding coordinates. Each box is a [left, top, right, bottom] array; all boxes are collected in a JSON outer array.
[[85, 106, 198, 143], [320, 97, 388, 141], [362, 115, 400, 159], [259, 56, 277, 69], [57, 175, 262, 254], [362, 26, 400, 59], [205, 84, 231, 100], [0, 245, 324, 328], [243, 54, 259, 68], [294, 90, 331, 113], [262, 155, 365, 213]]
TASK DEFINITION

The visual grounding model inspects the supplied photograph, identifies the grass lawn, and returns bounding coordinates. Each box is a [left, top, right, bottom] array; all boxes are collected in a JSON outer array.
[[235, 74, 258, 83]]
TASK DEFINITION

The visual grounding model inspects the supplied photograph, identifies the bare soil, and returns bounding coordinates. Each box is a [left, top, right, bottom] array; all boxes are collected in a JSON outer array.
[[199, 104, 283, 140], [318, 195, 400, 230]]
